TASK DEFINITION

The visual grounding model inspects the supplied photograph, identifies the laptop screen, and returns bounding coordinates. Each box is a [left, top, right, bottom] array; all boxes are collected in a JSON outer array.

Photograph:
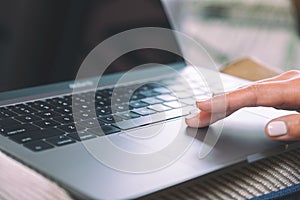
[[0, 0, 184, 93]]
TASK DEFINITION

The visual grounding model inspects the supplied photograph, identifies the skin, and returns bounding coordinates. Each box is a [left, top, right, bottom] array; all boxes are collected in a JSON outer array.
[[185, 70, 300, 141]]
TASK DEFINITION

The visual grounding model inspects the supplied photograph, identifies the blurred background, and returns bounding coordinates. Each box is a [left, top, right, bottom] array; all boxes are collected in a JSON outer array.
[[163, 0, 300, 71]]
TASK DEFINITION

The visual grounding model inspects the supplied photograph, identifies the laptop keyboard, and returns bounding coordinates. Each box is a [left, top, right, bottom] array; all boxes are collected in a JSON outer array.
[[0, 75, 213, 152]]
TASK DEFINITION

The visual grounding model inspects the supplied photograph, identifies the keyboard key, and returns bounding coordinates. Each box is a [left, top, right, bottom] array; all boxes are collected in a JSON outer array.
[[138, 90, 159, 97], [116, 111, 140, 119], [29, 101, 55, 111], [67, 131, 97, 141], [89, 125, 120, 136], [0, 124, 39, 136], [168, 85, 187, 92], [130, 94, 145, 101], [0, 118, 21, 127], [132, 108, 156, 116], [163, 101, 186, 109], [129, 101, 148, 109], [24, 140, 54, 152], [47, 98, 71, 107], [114, 106, 193, 130], [179, 98, 196, 105], [137, 84, 152, 91], [0, 109, 18, 118], [153, 87, 171, 94], [95, 98, 110, 107], [0, 112, 10, 119], [73, 95, 90, 104], [96, 106, 112, 116], [156, 94, 177, 102], [74, 111, 94, 120], [14, 114, 42, 123], [58, 124, 84, 133], [141, 98, 163, 105], [98, 115, 124, 124], [148, 104, 172, 112], [111, 104, 129, 113], [73, 103, 90, 111], [78, 119, 103, 129], [174, 92, 193, 99], [10, 105, 37, 115], [192, 89, 208, 95], [55, 107, 73, 115], [33, 119, 61, 129], [10, 128, 63, 143], [36, 111, 61, 119], [52, 116, 74, 124], [46, 135, 76, 146]]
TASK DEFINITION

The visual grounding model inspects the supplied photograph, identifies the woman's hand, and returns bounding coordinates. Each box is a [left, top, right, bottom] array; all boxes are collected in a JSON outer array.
[[185, 70, 300, 141]]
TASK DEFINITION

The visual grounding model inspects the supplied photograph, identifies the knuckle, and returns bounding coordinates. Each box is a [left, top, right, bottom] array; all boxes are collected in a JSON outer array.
[[244, 83, 260, 106], [287, 115, 300, 138], [248, 82, 261, 94]]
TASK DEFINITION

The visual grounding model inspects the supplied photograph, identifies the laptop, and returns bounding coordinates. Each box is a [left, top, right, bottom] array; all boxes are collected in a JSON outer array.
[[0, 0, 297, 199]]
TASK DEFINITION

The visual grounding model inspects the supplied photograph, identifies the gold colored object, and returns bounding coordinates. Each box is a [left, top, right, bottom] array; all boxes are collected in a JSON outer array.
[[220, 57, 281, 81]]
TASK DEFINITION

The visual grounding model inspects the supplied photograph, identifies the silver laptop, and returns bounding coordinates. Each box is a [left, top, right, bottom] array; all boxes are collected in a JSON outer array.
[[0, 0, 297, 199]]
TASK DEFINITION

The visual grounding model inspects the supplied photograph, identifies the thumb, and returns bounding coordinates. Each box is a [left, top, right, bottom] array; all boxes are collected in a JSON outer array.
[[265, 114, 300, 141]]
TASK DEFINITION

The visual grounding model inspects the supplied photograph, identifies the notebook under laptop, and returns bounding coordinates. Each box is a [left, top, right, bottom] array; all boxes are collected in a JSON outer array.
[[0, 0, 298, 199]]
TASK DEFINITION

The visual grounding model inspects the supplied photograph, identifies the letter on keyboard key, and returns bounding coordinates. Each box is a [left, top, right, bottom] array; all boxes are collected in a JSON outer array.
[[10, 128, 64, 143], [36, 111, 61, 119], [67, 131, 97, 141], [0, 124, 39, 136], [33, 119, 61, 129], [46, 135, 76, 146], [14, 114, 42, 123], [58, 123, 84, 133]]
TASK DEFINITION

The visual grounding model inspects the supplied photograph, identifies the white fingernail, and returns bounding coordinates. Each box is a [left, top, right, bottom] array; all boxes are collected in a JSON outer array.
[[186, 109, 200, 119], [267, 121, 287, 137], [195, 96, 211, 102]]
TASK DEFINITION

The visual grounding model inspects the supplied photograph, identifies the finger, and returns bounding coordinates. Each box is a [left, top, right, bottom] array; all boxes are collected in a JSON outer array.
[[265, 114, 300, 141], [196, 82, 285, 113], [256, 70, 300, 83], [185, 110, 232, 128], [196, 70, 300, 113]]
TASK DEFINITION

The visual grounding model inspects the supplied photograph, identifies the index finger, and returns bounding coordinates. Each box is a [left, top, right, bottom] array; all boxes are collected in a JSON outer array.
[[196, 81, 285, 114]]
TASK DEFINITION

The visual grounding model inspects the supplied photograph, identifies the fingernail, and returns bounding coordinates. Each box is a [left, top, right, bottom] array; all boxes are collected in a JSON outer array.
[[185, 109, 200, 119], [267, 121, 287, 137], [196, 96, 211, 102]]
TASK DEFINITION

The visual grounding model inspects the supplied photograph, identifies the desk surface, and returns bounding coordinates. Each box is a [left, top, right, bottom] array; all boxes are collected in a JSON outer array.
[[0, 151, 72, 200]]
